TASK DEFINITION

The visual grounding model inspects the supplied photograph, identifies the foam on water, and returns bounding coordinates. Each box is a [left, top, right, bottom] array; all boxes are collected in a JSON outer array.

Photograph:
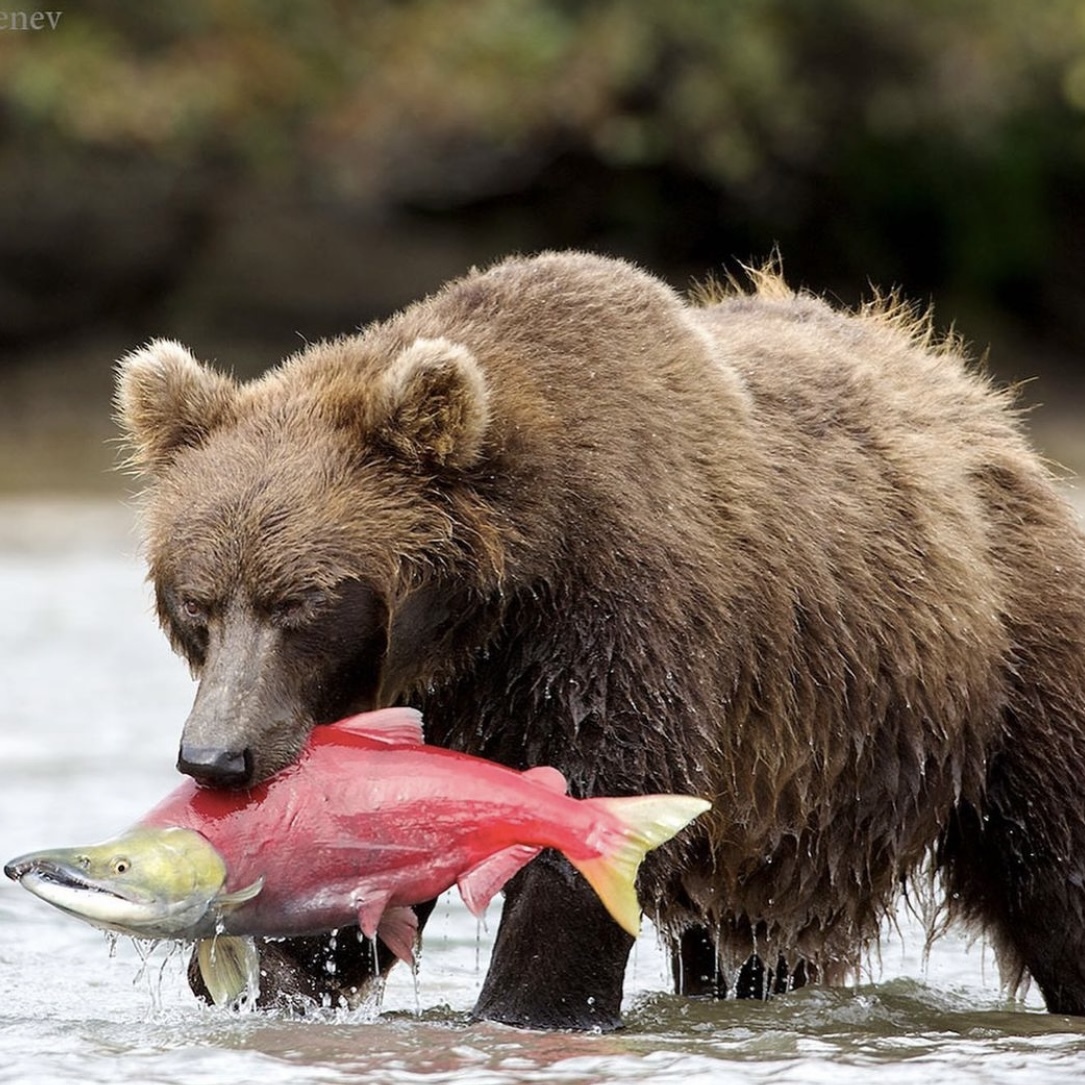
[[3, 498, 1085, 1084]]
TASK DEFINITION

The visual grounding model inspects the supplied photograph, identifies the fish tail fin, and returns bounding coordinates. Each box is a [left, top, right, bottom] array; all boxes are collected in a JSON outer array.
[[570, 795, 712, 937], [196, 935, 260, 1007]]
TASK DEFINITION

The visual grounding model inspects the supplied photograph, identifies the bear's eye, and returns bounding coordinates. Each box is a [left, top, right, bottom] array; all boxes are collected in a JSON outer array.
[[179, 597, 209, 624], [175, 598, 209, 633], [272, 596, 315, 628]]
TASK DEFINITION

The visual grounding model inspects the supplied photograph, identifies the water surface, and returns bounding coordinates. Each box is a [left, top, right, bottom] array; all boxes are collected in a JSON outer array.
[[3, 497, 1085, 1084]]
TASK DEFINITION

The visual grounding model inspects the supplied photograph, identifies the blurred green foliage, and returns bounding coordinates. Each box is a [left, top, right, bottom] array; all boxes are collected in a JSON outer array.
[[5, 1, 1083, 167], [6, 0, 1085, 182]]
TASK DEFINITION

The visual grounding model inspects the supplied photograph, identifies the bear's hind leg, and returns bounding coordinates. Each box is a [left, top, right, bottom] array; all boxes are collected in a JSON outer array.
[[671, 926, 726, 998], [733, 954, 811, 998], [670, 925, 815, 1000], [941, 732, 1085, 1015]]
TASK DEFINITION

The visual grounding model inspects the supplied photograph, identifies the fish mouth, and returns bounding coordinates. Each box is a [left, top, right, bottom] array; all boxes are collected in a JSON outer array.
[[4, 857, 35, 883], [5, 857, 151, 906]]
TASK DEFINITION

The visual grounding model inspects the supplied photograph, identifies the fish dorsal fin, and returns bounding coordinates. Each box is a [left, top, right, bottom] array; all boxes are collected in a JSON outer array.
[[522, 765, 567, 794], [214, 876, 264, 911], [334, 707, 424, 745], [457, 844, 541, 917]]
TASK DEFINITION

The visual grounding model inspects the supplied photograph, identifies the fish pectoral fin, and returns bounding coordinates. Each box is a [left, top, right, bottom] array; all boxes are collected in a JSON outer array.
[[376, 906, 419, 965], [213, 876, 264, 911], [197, 935, 260, 1007], [456, 844, 541, 917]]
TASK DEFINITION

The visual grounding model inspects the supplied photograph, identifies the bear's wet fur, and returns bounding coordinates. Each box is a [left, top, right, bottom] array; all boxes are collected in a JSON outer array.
[[117, 251, 1085, 1028]]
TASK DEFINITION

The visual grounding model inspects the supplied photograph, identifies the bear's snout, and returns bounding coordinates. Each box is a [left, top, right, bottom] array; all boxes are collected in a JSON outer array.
[[177, 743, 253, 788]]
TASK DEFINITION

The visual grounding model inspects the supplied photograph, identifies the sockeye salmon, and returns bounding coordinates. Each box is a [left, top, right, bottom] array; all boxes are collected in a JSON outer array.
[[6, 708, 711, 1005]]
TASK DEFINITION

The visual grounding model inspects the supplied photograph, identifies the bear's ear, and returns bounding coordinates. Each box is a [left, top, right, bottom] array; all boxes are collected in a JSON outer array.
[[369, 337, 490, 469], [115, 339, 238, 473]]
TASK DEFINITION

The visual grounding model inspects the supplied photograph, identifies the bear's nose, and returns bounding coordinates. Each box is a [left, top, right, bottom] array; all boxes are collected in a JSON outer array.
[[177, 744, 253, 788]]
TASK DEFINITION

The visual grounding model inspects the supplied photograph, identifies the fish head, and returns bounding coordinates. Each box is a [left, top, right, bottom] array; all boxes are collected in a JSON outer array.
[[4, 826, 253, 939]]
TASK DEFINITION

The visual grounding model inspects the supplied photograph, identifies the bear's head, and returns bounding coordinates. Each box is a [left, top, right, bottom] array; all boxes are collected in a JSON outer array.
[[116, 335, 500, 786]]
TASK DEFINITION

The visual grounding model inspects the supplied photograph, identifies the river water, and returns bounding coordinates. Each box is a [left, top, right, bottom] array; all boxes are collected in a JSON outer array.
[[2, 497, 1085, 1085]]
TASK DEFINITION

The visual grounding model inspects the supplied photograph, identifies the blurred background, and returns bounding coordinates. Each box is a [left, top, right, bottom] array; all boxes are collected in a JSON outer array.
[[1, 0, 1084, 493]]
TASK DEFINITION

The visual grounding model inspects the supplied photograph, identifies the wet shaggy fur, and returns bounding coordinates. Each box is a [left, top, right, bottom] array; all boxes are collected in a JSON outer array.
[[116, 251, 1085, 1025]]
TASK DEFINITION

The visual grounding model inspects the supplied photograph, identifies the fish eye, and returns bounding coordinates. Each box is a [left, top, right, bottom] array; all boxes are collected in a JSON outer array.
[[112, 857, 131, 875]]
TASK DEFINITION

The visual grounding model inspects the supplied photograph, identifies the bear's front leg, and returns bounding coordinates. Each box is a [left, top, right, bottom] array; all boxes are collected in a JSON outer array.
[[474, 848, 635, 1030]]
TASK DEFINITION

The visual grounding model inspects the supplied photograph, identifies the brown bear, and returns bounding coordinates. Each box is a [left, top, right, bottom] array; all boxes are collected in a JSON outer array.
[[115, 251, 1085, 1029]]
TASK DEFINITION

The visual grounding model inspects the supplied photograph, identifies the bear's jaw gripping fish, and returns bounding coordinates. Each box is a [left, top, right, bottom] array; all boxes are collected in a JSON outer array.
[[5, 708, 710, 1005]]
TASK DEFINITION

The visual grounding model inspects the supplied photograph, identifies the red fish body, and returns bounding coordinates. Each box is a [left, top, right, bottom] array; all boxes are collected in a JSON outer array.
[[139, 709, 710, 960]]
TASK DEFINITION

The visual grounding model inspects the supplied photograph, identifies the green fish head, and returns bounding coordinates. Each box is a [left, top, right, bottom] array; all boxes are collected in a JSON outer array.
[[4, 826, 253, 939]]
